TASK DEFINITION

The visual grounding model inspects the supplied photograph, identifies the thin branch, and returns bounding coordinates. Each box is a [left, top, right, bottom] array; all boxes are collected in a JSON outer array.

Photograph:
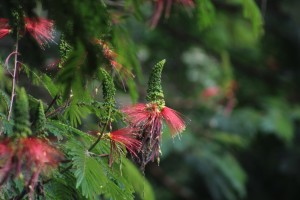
[[88, 123, 107, 151], [45, 98, 71, 118], [45, 94, 59, 114], [88, 106, 113, 151], [7, 40, 19, 121]]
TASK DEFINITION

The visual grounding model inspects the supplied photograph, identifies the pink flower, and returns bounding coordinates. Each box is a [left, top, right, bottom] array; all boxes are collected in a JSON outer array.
[[0, 18, 11, 39], [107, 128, 141, 166], [21, 138, 63, 168], [0, 140, 14, 185], [150, 0, 194, 28], [161, 106, 186, 137], [108, 128, 141, 157], [24, 18, 54, 47], [0, 138, 63, 193], [0, 17, 55, 47], [123, 103, 185, 137], [122, 103, 185, 166]]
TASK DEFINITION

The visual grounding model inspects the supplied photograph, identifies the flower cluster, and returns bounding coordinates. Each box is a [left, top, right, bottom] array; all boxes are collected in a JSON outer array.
[[0, 17, 54, 47], [151, 0, 194, 28], [95, 60, 185, 170], [121, 60, 186, 169], [0, 138, 63, 193], [122, 102, 185, 169]]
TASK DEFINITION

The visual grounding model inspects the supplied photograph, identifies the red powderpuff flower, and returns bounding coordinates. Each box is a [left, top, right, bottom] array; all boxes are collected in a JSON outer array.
[[21, 138, 63, 169], [0, 138, 63, 193], [122, 103, 185, 167], [20, 138, 63, 194], [122, 103, 186, 138], [150, 0, 194, 28], [0, 18, 11, 39], [161, 106, 186, 137], [24, 18, 54, 47], [0, 140, 14, 185], [108, 128, 141, 158]]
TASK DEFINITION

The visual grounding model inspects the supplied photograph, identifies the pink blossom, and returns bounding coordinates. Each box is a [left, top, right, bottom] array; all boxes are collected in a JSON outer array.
[[108, 127, 141, 157], [122, 102, 186, 165], [0, 18, 11, 39], [161, 106, 186, 137], [0, 138, 63, 192], [24, 18, 54, 47]]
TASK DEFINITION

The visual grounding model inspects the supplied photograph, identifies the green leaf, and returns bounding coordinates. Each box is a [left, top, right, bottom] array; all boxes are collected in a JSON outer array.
[[13, 88, 31, 136], [242, 0, 264, 37], [197, 0, 216, 29], [0, 89, 10, 113], [33, 100, 47, 134], [122, 159, 155, 200], [0, 113, 13, 136], [68, 140, 108, 199], [63, 100, 91, 127], [22, 65, 59, 97]]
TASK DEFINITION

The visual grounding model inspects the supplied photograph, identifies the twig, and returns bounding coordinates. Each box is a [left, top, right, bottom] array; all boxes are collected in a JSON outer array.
[[88, 123, 107, 151], [7, 40, 19, 121], [45, 94, 59, 114], [45, 98, 71, 118], [88, 106, 112, 151]]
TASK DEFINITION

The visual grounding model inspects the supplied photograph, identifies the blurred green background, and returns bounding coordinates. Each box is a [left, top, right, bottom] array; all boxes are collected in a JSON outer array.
[[122, 0, 300, 199]]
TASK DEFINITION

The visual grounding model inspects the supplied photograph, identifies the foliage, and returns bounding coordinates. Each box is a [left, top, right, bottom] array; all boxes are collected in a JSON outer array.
[[1, 0, 296, 200]]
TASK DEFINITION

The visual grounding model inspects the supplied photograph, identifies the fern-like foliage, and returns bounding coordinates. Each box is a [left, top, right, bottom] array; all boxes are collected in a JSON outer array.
[[32, 100, 46, 134], [67, 139, 108, 199], [13, 88, 32, 136]]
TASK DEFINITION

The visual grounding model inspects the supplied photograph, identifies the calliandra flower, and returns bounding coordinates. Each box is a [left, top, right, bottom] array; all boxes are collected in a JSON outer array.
[[0, 137, 63, 194], [150, 0, 194, 28], [0, 140, 14, 185], [122, 103, 185, 139], [0, 18, 11, 39], [122, 60, 186, 170], [107, 128, 141, 166], [24, 18, 55, 47], [108, 128, 142, 157]]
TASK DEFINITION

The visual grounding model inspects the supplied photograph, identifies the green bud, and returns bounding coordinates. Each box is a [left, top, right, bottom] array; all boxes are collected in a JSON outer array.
[[13, 88, 32, 136], [146, 59, 166, 107], [33, 101, 46, 134]]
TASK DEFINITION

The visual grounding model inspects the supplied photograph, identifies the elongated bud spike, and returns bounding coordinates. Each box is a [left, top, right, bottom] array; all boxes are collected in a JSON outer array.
[[13, 88, 32, 136], [146, 59, 166, 107], [59, 36, 72, 67], [99, 68, 116, 125], [101, 68, 116, 106], [34, 101, 46, 134]]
